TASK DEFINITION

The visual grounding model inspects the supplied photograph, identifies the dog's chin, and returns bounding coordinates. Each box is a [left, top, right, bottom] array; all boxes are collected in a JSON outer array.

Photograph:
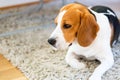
[[52, 43, 72, 50]]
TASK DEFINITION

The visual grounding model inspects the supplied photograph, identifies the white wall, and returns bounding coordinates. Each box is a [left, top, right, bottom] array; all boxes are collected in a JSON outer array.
[[0, 0, 39, 8]]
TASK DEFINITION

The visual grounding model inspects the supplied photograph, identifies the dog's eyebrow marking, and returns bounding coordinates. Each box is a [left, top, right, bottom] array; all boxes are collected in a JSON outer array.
[[57, 10, 66, 25]]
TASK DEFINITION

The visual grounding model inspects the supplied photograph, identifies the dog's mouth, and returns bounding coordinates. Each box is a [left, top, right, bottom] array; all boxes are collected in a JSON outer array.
[[69, 43, 72, 47], [52, 43, 72, 50]]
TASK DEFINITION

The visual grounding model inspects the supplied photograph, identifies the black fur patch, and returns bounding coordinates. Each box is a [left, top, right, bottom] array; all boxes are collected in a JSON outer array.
[[91, 6, 120, 46], [88, 9, 97, 21]]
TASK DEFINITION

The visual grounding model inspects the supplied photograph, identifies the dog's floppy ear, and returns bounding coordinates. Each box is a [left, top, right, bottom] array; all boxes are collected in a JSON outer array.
[[77, 13, 99, 47]]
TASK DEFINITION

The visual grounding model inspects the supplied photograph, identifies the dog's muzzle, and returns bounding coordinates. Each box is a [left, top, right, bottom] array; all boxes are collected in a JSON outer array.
[[48, 38, 72, 49]]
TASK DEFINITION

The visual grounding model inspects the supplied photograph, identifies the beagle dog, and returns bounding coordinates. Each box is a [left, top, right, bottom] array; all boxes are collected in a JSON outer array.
[[48, 3, 120, 80]]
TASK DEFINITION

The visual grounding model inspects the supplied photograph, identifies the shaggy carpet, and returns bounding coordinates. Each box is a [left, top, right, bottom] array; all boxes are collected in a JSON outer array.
[[0, 1, 120, 80]]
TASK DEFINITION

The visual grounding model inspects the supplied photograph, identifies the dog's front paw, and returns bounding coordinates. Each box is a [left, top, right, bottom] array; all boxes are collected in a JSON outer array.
[[69, 61, 86, 69], [74, 62, 86, 69], [89, 76, 101, 80], [65, 54, 86, 69]]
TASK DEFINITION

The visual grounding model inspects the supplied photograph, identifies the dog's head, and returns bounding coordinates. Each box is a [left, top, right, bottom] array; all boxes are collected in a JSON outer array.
[[48, 3, 99, 50]]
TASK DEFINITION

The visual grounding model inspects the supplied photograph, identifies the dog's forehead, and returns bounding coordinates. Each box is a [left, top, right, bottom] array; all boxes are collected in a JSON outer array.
[[63, 9, 80, 20], [57, 10, 66, 23], [56, 9, 80, 24]]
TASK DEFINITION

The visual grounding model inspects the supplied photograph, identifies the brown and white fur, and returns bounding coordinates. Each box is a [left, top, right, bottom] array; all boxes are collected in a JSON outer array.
[[48, 3, 120, 80]]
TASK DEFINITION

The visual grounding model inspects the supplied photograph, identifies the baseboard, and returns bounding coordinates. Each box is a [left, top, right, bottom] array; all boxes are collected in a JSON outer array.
[[0, 0, 54, 10]]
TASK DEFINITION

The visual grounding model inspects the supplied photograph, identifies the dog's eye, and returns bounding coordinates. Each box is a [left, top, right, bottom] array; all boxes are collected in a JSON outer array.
[[63, 24, 72, 29]]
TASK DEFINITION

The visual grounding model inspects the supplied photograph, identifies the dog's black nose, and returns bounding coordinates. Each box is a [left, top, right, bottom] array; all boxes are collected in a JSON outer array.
[[48, 38, 56, 45]]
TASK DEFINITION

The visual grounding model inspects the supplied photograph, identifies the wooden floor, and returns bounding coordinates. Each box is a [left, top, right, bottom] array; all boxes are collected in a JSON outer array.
[[0, 54, 28, 80]]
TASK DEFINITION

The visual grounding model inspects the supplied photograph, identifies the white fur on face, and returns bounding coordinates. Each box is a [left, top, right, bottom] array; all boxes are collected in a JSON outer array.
[[49, 10, 70, 50]]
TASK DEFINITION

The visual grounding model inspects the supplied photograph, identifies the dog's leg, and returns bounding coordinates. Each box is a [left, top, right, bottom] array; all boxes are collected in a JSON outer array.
[[89, 50, 114, 80], [65, 49, 86, 69]]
